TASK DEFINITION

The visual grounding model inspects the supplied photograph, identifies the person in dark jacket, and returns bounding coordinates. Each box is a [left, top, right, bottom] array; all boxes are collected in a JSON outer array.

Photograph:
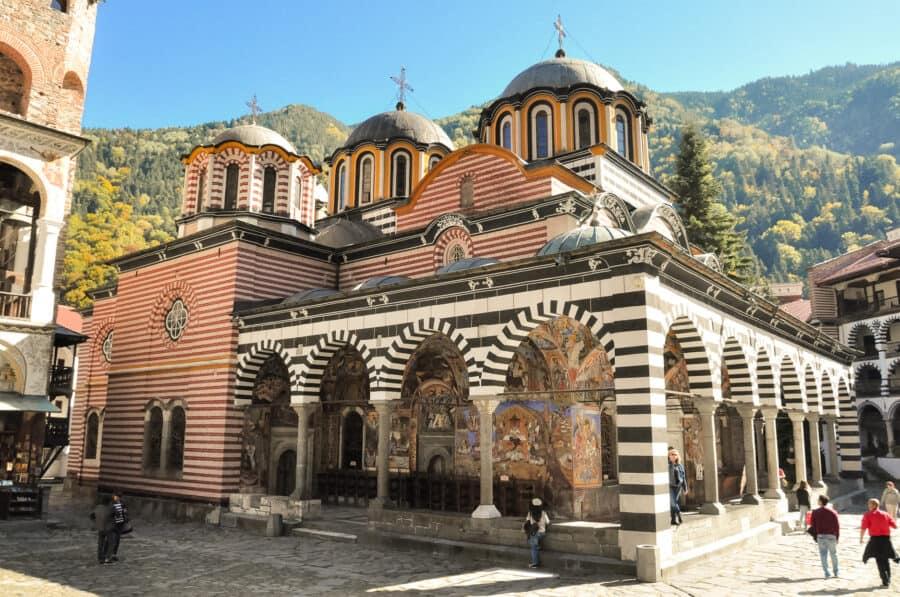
[[809, 494, 839, 578], [668, 448, 687, 526], [860, 498, 899, 587], [110, 490, 128, 561], [90, 496, 116, 564], [796, 480, 811, 531]]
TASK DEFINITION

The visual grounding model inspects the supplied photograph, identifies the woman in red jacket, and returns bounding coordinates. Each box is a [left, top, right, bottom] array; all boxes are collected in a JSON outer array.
[[860, 498, 900, 587]]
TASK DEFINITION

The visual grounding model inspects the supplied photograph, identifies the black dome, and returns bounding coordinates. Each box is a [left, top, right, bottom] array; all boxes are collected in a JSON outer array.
[[353, 275, 411, 291], [435, 257, 500, 275], [281, 288, 339, 304], [537, 226, 633, 256]]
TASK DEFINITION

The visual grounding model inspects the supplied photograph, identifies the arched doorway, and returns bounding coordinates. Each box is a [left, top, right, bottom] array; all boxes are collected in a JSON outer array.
[[275, 450, 296, 496], [715, 404, 745, 501], [859, 404, 887, 457], [503, 316, 615, 519], [239, 354, 297, 494], [316, 346, 371, 474], [342, 411, 364, 469], [399, 334, 470, 476]]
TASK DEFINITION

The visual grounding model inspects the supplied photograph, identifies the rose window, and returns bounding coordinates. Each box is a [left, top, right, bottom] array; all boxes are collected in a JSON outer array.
[[165, 298, 189, 341]]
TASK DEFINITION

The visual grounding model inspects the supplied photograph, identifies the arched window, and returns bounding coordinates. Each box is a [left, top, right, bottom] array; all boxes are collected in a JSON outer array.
[[429, 155, 442, 170], [575, 102, 596, 149], [530, 106, 553, 159], [144, 406, 163, 469], [615, 108, 632, 160], [357, 154, 374, 204], [495, 114, 513, 150], [391, 151, 410, 198], [51, 1, 68, 12], [196, 168, 206, 213], [168, 406, 186, 471], [85, 412, 99, 460], [335, 162, 347, 212], [0, 53, 26, 116], [224, 163, 240, 210], [262, 166, 277, 213]]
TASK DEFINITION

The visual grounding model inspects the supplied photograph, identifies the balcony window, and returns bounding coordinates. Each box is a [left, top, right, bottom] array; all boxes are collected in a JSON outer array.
[[0, 163, 39, 319]]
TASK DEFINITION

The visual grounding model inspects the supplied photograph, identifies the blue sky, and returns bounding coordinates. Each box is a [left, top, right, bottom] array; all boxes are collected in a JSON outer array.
[[83, 0, 900, 129]]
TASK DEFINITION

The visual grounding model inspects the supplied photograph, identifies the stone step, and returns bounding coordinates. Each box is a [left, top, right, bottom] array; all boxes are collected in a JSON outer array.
[[292, 527, 358, 543], [661, 521, 783, 579]]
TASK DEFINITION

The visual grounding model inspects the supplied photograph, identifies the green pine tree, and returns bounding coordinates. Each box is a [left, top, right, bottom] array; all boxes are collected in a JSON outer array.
[[670, 124, 758, 286]]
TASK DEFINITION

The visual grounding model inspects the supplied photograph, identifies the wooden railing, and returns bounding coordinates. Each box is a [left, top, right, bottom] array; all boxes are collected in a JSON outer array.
[[0, 291, 29, 319]]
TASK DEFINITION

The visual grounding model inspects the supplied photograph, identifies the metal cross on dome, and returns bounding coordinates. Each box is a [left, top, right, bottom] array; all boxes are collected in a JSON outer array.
[[246, 94, 261, 123], [390, 66, 414, 106], [554, 15, 566, 52]]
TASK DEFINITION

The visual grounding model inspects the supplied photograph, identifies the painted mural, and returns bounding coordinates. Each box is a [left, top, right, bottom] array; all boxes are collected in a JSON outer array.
[[721, 364, 732, 400], [364, 411, 378, 470], [239, 355, 295, 492], [501, 316, 614, 516], [454, 405, 480, 477], [664, 330, 690, 396], [398, 334, 470, 473]]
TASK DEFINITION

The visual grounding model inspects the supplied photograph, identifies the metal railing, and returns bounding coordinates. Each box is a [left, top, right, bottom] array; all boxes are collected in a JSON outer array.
[[841, 295, 900, 317], [44, 418, 69, 448]]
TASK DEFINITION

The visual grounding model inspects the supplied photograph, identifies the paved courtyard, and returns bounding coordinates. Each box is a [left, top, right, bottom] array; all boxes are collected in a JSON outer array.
[[1, 498, 897, 596]]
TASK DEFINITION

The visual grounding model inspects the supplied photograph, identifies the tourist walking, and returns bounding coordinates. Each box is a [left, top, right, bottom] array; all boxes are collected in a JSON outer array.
[[668, 448, 687, 526], [110, 490, 130, 561], [90, 496, 117, 564], [523, 498, 550, 568], [808, 494, 839, 578], [796, 480, 811, 530], [860, 498, 899, 587], [881, 481, 900, 520]]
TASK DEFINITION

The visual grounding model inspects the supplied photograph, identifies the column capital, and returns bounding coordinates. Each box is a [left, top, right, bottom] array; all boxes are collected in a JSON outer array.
[[291, 401, 318, 415], [372, 399, 399, 414], [821, 414, 837, 423], [694, 397, 719, 416], [759, 405, 780, 419], [807, 412, 821, 423], [734, 403, 759, 419], [472, 396, 502, 415], [786, 409, 807, 423]]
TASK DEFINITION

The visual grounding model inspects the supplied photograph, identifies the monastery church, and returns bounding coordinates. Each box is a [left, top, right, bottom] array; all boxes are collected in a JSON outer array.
[[69, 32, 862, 565]]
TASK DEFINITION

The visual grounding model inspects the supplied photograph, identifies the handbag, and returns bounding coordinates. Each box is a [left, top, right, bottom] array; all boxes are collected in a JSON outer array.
[[119, 519, 133, 535]]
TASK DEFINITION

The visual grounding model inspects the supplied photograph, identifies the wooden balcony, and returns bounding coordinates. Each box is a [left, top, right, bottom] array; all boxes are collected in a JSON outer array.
[[49, 366, 74, 397], [0, 291, 30, 320]]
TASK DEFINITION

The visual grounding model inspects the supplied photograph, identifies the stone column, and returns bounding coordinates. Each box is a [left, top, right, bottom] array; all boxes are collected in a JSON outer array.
[[823, 416, 840, 478], [788, 411, 808, 488], [884, 417, 895, 451], [695, 399, 725, 515], [754, 416, 766, 473], [807, 414, 825, 488], [472, 396, 501, 519], [369, 400, 396, 509], [761, 407, 785, 499], [736, 405, 761, 504], [291, 403, 315, 500]]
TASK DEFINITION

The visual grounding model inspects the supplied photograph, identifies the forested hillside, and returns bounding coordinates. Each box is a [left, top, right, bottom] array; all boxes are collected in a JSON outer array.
[[66, 63, 900, 306]]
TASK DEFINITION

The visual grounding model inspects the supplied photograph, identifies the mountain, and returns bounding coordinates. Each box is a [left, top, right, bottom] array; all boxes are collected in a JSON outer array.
[[66, 63, 900, 306]]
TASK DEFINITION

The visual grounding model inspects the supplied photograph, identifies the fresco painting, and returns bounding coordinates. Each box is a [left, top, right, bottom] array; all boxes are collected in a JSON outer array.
[[454, 406, 479, 476], [364, 411, 378, 470], [389, 411, 412, 470], [572, 408, 603, 488], [664, 330, 690, 395]]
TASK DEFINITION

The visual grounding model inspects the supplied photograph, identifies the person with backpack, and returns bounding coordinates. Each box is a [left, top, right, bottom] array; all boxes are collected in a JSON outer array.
[[523, 497, 550, 568], [109, 490, 130, 561]]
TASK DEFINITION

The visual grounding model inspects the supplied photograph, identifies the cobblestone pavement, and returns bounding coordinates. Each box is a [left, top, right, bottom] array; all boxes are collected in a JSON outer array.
[[667, 511, 899, 597], [1, 497, 897, 596]]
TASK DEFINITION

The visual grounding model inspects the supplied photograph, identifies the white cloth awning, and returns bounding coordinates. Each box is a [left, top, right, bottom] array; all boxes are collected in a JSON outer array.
[[0, 392, 59, 413]]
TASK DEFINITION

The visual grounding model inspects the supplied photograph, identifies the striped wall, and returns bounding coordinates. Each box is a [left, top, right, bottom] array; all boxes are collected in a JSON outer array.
[[67, 239, 339, 502], [236, 258, 852, 558], [395, 152, 563, 232]]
